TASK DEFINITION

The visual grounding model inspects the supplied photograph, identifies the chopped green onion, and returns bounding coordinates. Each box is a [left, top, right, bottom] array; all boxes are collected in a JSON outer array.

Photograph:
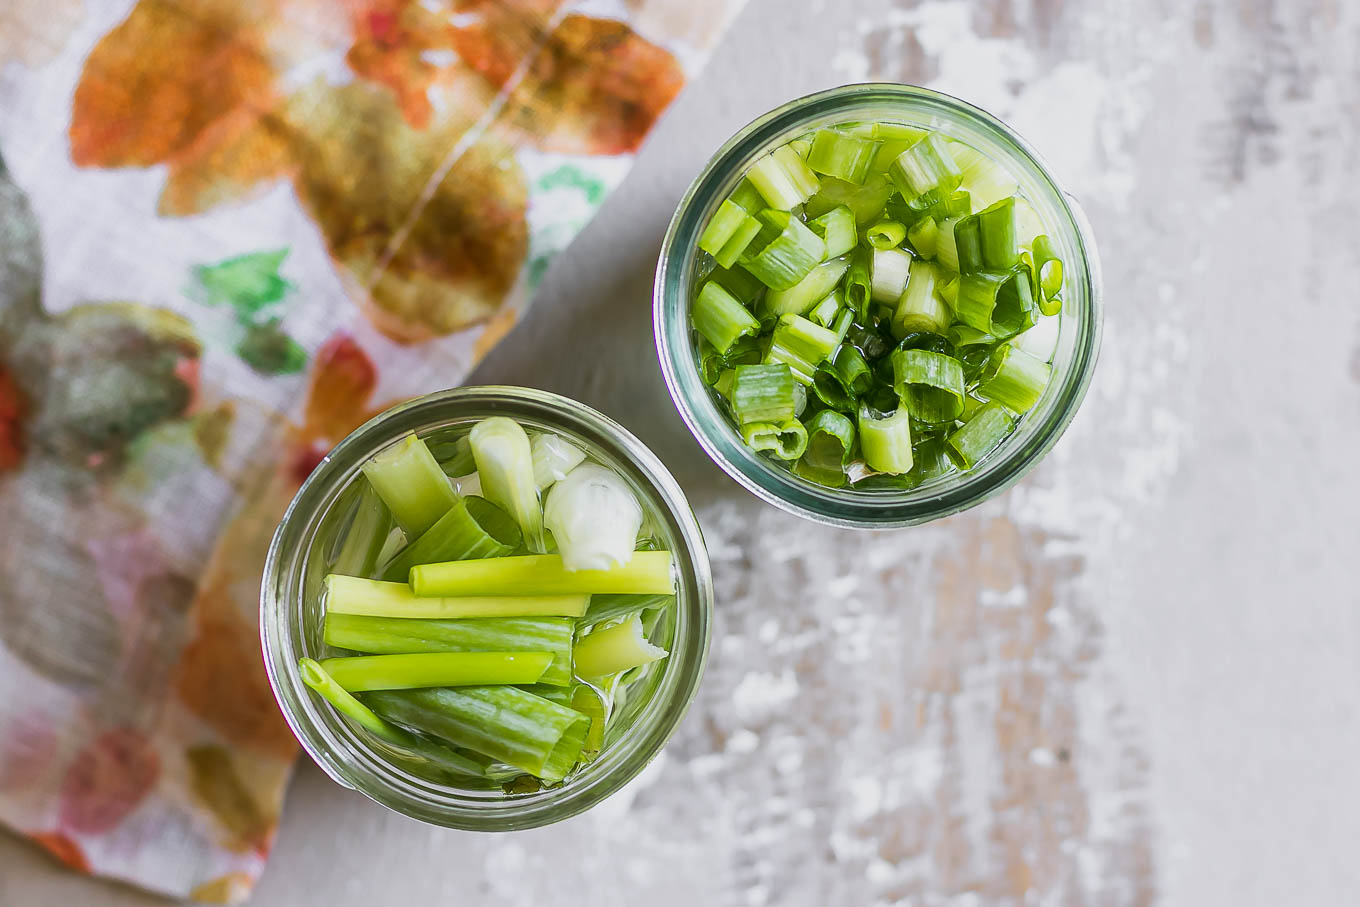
[[954, 269, 1036, 338], [788, 137, 812, 159], [364, 686, 588, 782], [360, 432, 459, 538], [379, 495, 521, 583], [935, 216, 962, 273], [574, 614, 668, 679], [530, 433, 586, 491], [811, 364, 853, 412], [333, 482, 393, 578], [580, 593, 673, 629], [832, 342, 873, 396], [727, 178, 766, 213], [747, 146, 819, 209], [844, 246, 873, 316], [697, 198, 750, 256], [977, 197, 1019, 270], [804, 172, 895, 227], [765, 314, 840, 384], [807, 205, 857, 258], [946, 401, 1016, 468], [892, 258, 951, 338], [570, 685, 607, 759], [948, 323, 996, 348], [806, 127, 880, 184], [888, 133, 963, 203], [712, 214, 762, 269], [711, 265, 765, 305], [891, 349, 965, 423], [762, 257, 849, 319], [831, 308, 855, 341], [866, 220, 907, 249], [857, 406, 914, 475], [870, 248, 913, 304], [741, 210, 825, 290], [543, 463, 644, 572], [799, 408, 856, 481], [431, 436, 476, 478], [326, 574, 590, 619], [692, 280, 759, 354], [1031, 234, 1064, 315], [325, 614, 575, 687], [731, 363, 797, 424], [740, 419, 808, 460], [319, 651, 552, 692], [470, 417, 544, 553], [712, 367, 736, 400], [907, 216, 938, 259], [977, 343, 1051, 413], [951, 140, 1018, 210], [953, 214, 983, 273], [908, 436, 957, 486], [807, 289, 843, 328], [410, 552, 675, 598]]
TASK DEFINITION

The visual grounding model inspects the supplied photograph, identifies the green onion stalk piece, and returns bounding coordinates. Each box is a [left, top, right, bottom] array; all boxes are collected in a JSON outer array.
[[741, 419, 809, 460], [761, 257, 850, 319], [858, 406, 914, 475], [741, 210, 826, 290], [470, 416, 544, 553], [364, 686, 589, 783], [889, 133, 964, 205], [935, 216, 963, 273], [360, 432, 459, 538], [866, 220, 907, 249], [807, 288, 843, 329], [713, 214, 762, 269], [431, 436, 476, 478], [746, 145, 820, 210], [978, 197, 1020, 270], [570, 685, 608, 759], [953, 214, 984, 274], [712, 367, 736, 400], [948, 323, 996, 349], [731, 363, 797, 425], [831, 308, 855, 342], [333, 481, 393, 578], [692, 280, 759, 355], [954, 269, 1037, 338], [951, 140, 1018, 210], [806, 127, 880, 184], [870, 248, 913, 304], [908, 435, 957, 486], [804, 170, 894, 227], [764, 314, 840, 385], [891, 349, 965, 423], [1030, 234, 1064, 316], [892, 258, 950, 338], [542, 463, 644, 572], [530, 433, 587, 491], [711, 265, 765, 306], [298, 658, 490, 778], [411, 552, 676, 598], [810, 364, 853, 413], [574, 614, 669, 679], [947, 401, 1016, 468], [977, 343, 1051, 413], [325, 574, 590, 619], [580, 593, 674, 630], [795, 409, 856, 486], [319, 651, 553, 692], [907, 216, 938, 259], [727, 178, 766, 213], [379, 495, 521, 582], [325, 614, 576, 687], [807, 205, 858, 259], [697, 199, 751, 256], [844, 246, 873, 317]]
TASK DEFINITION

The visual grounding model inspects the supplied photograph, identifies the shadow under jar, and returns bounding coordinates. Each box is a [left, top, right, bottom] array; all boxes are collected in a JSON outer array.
[[261, 387, 712, 830], [654, 84, 1102, 528]]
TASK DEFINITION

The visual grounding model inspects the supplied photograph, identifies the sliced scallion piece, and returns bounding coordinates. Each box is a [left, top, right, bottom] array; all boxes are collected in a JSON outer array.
[[870, 247, 913, 304], [697, 198, 751, 256], [530, 433, 586, 491], [470, 417, 544, 553], [741, 419, 809, 460], [892, 258, 950, 338], [731, 363, 797, 424], [798, 409, 856, 481], [747, 146, 819, 209], [573, 614, 668, 679], [806, 127, 880, 184], [891, 349, 965, 423], [977, 343, 1051, 413], [713, 214, 762, 269], [410, 552, 676, 598], [333, 482, 393, 579], [764, 314, 840, 384], [844, 246, 873, 316], [762, 257, 850, 319], [947, 401, 1016, 468], [326, 574, 590, 619], [857, 406, 914, 475], [807, 289, 843, 329], [978, 197, 1020, 270], [320, 652, 552, 692], [692, 280, 759, 354], [379, 495, 521, 583], [954, 269, 1036, 338], [907, 216, 938, 259], [888, 133, 963, 205], [741, 210, 825, 290], [361, 432, 459, 538], [807, 205, 858, 258], [543, 463, 644, 572]]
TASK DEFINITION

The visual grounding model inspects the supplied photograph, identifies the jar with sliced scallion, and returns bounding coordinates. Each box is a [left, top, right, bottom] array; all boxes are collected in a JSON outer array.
[[687, 117, 1069, 490]]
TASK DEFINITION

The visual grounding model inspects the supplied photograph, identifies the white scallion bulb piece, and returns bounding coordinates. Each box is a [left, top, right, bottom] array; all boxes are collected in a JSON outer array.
[[469, 417, 543, 552], [530, 433, 587, 491], [542, 463, 643, 572]]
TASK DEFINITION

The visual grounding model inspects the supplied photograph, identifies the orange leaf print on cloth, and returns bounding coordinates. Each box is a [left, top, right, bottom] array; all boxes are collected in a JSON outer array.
[[302, 333, 379, 444], [345, 0, 455, 128], [29, 831, 92, 874], [0, 361, 27, 472], [451, 11, 685, 154], [186, 745, 273, 854], [58, 728, 160, 835]]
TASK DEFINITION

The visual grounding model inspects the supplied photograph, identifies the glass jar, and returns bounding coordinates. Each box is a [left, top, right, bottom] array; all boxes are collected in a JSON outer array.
[[654, 83, 1103, 528], [260, 387, 713, 830]]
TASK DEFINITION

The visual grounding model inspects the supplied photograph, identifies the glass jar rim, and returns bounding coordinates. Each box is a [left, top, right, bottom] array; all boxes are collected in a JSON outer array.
[[653, 82, 1103, 528], [260, 385, 713, 830]]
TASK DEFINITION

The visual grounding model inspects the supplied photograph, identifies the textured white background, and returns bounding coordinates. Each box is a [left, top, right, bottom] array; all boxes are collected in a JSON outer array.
[[3, 0, 1359, 904]]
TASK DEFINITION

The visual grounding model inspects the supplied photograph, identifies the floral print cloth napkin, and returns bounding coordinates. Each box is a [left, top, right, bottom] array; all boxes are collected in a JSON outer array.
[[0, 0, 743, 901]]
